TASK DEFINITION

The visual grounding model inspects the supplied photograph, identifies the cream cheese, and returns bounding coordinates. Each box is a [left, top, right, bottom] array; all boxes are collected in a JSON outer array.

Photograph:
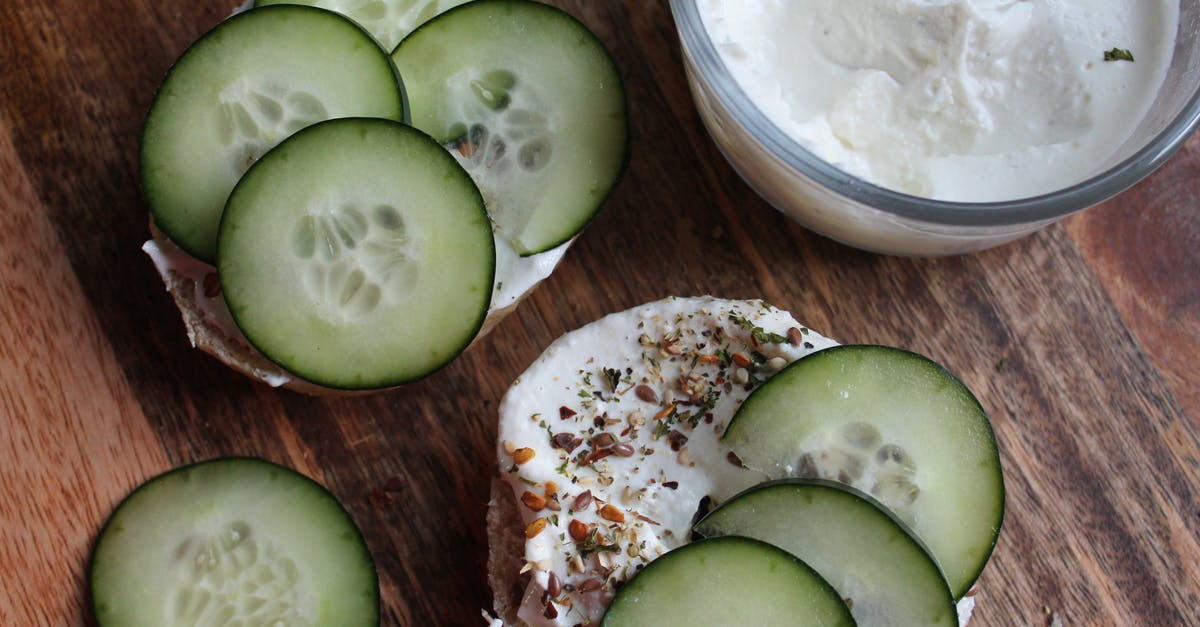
[[496, 297, 837, 626], [699, 0, 1178, 201]]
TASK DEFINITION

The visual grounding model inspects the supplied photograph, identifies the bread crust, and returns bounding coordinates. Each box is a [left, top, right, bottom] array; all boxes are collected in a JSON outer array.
[[487, 479, 531, 626]]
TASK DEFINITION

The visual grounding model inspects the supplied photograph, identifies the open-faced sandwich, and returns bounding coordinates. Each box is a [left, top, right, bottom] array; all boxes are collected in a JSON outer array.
[[141, 0, 627, 392], [489, 296, 1004, 626]]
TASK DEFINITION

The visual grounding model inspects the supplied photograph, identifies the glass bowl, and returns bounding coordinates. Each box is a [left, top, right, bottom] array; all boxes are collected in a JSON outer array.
[[670, 0, 1200, 256]]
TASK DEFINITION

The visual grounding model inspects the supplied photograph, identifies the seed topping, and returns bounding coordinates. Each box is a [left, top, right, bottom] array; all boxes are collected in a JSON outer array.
[[513, 447, 536, 464], [599, 504, 625, 523], [521, 491, 547, 512], [525, 517, 548, 538], [634, 384, 658, 403], [568, 519, 590, 541]]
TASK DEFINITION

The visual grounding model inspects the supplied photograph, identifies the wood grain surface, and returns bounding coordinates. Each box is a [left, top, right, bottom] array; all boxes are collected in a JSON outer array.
[[2, 2, 1198, 625]]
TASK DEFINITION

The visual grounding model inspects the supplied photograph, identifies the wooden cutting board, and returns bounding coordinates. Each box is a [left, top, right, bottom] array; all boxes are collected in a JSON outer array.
[[2, 2, 1197, 624]]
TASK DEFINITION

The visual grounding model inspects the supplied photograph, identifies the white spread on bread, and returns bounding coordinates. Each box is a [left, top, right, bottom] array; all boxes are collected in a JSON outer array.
[[495, 297, 837, 625]]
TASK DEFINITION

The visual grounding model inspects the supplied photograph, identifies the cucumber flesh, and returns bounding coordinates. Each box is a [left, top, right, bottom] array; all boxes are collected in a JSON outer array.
[[253, 0, 471, 51], [722, 345, 1004, 599], [696, 479, 957, 627], [141, 5, 405, 262], [601, 536, 854, 627], [89, 458, 378, 626], [218, 118, 494, 389], [392, 0, 628, 255]]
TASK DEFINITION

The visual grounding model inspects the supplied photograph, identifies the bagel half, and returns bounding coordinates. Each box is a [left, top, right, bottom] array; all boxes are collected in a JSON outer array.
[[487, 296, 838, 625], [487, 296, 980, 626]]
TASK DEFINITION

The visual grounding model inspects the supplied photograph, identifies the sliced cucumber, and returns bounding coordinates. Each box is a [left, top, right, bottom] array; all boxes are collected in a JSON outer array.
[[696, 479, 957, 626], [723, 345, 1004, 598], [142, 5, 405, 262], [392, 0, 628, 255], [601, 536, 854, 627], [89, 458, 378, 626], [253, 0, 471, 52], [218, 118, 494, 389]]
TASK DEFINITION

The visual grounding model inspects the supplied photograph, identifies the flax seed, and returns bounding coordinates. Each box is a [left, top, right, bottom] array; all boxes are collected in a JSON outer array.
[[635, 384, 658, 403]]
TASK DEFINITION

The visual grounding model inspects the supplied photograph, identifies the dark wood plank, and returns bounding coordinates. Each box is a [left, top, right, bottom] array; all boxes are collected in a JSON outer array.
[[1064, 134, 1200, 420], [1, 1, 1198, 625]]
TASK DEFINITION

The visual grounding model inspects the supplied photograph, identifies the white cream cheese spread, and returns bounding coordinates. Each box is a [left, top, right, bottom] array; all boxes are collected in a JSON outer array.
[[699, 0, 1179, 201], [495, 297, 838, 625]]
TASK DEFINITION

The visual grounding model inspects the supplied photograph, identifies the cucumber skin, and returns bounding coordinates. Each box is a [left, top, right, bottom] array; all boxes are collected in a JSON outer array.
[[600, 536, 855, 627], [140, 4, 408, 263], [695, 478, 958, 627], [395, 0, 630, 257], [88, 457, 380, 627], [217, 117, 494, 390], [695, 476, 946, 572], [723, 344, 1005, 599]]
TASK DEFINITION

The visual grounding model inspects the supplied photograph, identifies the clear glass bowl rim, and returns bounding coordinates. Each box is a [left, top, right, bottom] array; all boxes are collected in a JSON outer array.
[[670, 0, 1200, 227]]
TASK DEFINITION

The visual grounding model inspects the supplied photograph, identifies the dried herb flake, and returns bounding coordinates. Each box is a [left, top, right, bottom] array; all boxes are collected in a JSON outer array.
[[1104, 47, 1135, 62]]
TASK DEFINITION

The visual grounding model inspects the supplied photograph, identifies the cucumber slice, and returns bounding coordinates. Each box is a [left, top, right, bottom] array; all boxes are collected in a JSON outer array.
[[392, 0, 629, 255], [723, 345, 1004, 598], [89, 458, 378, 627], [218, 117, 494, 389], [142, 5, 405, 262], [601, 537, 854, 627], [696, 479, 957, 627], [253, 0, 471, 52]]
